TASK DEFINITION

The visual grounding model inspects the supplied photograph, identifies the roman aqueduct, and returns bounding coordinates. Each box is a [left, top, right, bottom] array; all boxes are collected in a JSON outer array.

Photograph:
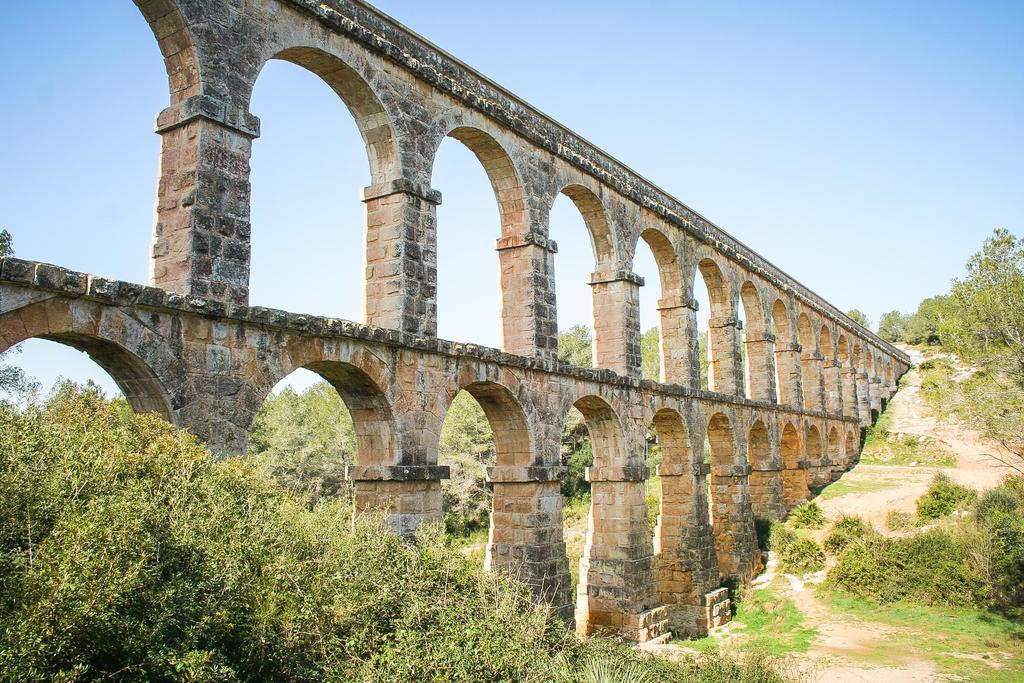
[[2, 0, 909, 641]]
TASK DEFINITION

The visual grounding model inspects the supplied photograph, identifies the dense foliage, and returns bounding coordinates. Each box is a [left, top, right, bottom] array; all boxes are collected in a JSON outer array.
[[0, 388, 792, 682], [825, 476, 1024, 611]]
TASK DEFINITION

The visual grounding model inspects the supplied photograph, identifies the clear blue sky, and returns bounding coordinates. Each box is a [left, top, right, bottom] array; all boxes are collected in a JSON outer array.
[[1, 0, 1021, 396]]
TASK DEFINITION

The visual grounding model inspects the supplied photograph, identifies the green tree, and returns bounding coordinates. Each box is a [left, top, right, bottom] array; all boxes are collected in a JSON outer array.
[[878, 310, 908, 343], [699, 331, 710, 390], [847, 309, 871, 329], [557, 324, 593, 367], [248, 382, 355, 503], [903, 295, 953, 346], [640, 326, 660, 381]]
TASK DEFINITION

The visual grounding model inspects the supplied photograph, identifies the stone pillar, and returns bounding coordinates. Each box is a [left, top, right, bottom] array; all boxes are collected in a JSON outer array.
[[744, 333, 778, 403], [774, 343, 804, 407], [151, 95, 260, 305], [654, 461, 716, 637], [748, 463, 786, 522], [709, 462, 761, 585], [709, 315, 743, 396], [347, 464, 448, 537], [823, 359, 843, 414], [496, 234, 558, 358], [577, 464, 666, 640], [588, 271, 643, 378], [801, 352, 825, 412], [655, 293, 694, 385], [856, 372, 871, 426], [841, 366, 858, 418], [362, 179, 440, 335], [486, 465, 574, 625]]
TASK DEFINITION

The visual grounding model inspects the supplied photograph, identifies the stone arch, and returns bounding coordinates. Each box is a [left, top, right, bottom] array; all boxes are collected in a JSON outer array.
[[845, 427, 858, 466], [827, 425, 841, 482], [442, 126, 529, 240], [805, 424, 825, 489], [1, 329, 172, 422], [747, 418, 784, 521], [133, 0, 201, 103], [571, 394, 627, 470], [837, 334, 850, 364], [0, 300, 181, 422], [695, 259, 736, 394], [254, 341, 398, 467], [771, 299, 799, 406], [820, 325, 834, 361], [798, 313, 822, 411], [557, 184, 615, 271], [259, 47, 400, 185], [638, 227, 686, 383], [739, 282, 771, 401], [706, 411, 758, 582], [449, 378, 534, 468], [780, 421, 807, 509]]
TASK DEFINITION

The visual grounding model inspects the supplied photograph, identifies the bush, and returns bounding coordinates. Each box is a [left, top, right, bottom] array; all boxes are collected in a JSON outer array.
[[769, 523, 824, 575], [825, 526, 990, 608], [788, 501, 827, 529], [916, 473, 977, 520], [886, 510, 917, 532], [0, 387, 795, 681], [824, 516, 871, 554], [560, 441, 593, 499]]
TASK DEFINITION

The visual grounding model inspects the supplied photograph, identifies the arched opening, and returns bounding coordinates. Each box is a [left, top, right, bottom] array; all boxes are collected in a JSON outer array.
[[434, 128, 527, 349], [805, 424, 826, 490], [837, 334, 854, 417], [845, 428, 858, 466], [747, 419, 783, 522], [3, 3, 168, 283], [549, 186, 611, 367], [740, 283, 769, 401], [695, 259, 733, 393], [570, 395, 647, 635], [771, 300, 797, 406], [1, 336, 172, 420], [636, 229, 684, 382], [248, 360, 396, 508], [650, 407, 707, 631], [706, 412, 758, 583], [798, 313, 821, 411], [820, 325, 840, 414], [827, 426, 841, 482], [249, 48, 398, 319], [780, 422, 807, 510]]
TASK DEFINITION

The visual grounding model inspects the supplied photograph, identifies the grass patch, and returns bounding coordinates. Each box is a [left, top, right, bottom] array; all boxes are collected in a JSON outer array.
[[822, 590, 1024, 681], [679, 588, 817, 657], [818, 477, 897, 500], [860, 432, 956, 467], [886, 510, 917, 531], [917, 472, 977, 520]]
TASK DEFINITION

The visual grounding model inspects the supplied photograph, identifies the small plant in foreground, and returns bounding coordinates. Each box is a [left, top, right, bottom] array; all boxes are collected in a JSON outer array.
[[769, 522, 825, 575], [824, 515, 872, 554], [788, 501, 827, 529], [916, 472, 977, 520], [886, 510, 917, 532]]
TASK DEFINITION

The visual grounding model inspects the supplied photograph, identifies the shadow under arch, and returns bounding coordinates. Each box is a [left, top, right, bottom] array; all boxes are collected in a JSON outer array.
[[827, 425, 841, 482], [706, 411, 760, 583], [805, 423, 826, 490], [798, 312, 821, 411], [739, 282, 769, 401], [260, 46, 401, 184]]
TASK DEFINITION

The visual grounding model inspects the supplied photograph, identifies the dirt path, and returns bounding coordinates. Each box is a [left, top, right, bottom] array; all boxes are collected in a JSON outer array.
[[794, 346, 1010, 681]]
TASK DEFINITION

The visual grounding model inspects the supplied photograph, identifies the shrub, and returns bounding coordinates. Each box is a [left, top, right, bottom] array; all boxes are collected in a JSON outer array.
[[788, 501, 827, 529], [824, 516, 871, 554], [0, 387, 796, 681], [769, 523, 824, 575], [916, 473, 977, 520], [825, 526, 990, 608], [561, 441, 593, 499], [886, 510, 917, 532]]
